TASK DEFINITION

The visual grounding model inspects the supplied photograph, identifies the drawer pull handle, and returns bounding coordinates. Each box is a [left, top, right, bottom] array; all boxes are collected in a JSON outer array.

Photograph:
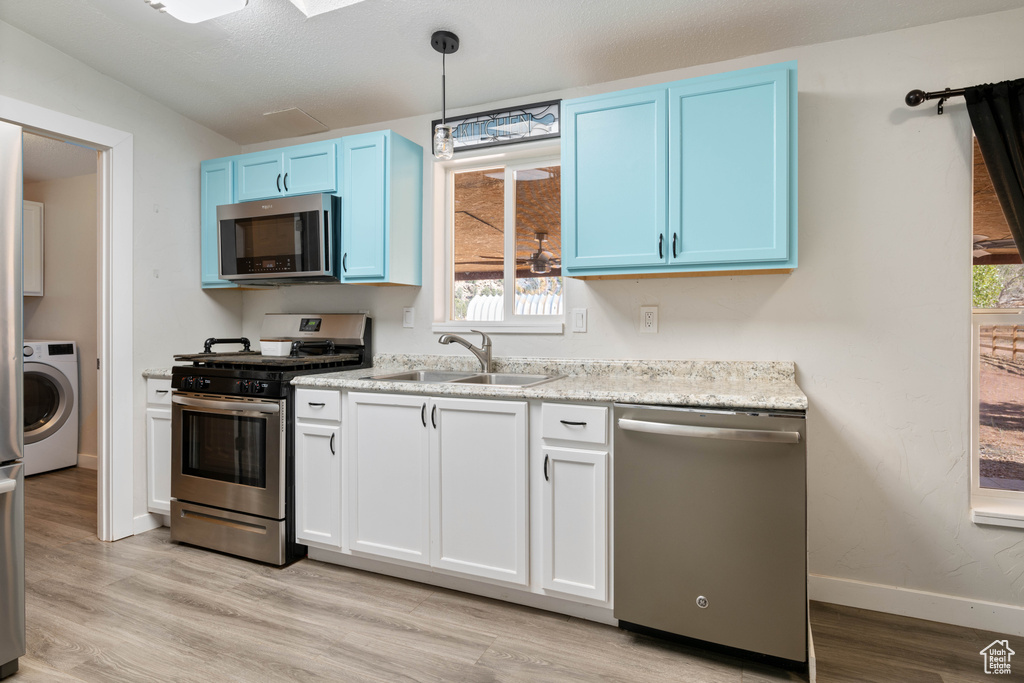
[[155, 389, 169, 394], [560, 420, 587, 426], [308, 402, 326, 407]]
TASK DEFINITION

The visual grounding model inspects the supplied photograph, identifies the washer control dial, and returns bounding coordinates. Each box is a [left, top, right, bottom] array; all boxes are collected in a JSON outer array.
[[23, 345, 33, 358]]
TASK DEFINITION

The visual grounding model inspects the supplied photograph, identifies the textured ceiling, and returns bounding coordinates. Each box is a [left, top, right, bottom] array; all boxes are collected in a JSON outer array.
[[23, 132, 98, 184], [2, 0, 1023, 145]]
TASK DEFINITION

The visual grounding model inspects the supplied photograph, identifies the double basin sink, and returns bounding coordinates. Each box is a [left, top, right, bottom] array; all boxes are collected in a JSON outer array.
[[364, 369, 562, 388]]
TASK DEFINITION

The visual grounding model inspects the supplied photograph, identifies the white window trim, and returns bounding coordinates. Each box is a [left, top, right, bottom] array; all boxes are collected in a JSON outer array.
[[970, 308, 1024, 527], [431, 140, 564, 335]]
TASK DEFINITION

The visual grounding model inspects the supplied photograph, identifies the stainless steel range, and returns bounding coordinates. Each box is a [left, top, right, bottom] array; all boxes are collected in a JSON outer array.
[[170, 313, 371, 565]]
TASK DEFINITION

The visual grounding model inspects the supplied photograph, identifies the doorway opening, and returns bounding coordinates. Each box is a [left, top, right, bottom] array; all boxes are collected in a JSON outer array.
[[1, 95, 136, 541]]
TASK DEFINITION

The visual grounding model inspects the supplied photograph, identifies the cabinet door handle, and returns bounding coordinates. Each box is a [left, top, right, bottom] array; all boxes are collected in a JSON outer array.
[[283, 173, 289, 192], [342, 253, 348, 272], [560, 420, 587, 426], [658, 234, 664, 259], [431, 405, 437, 429], [672, 233, 677, 258], [329, 432, 336, 455], [544, 454, 550, 481], [276, 174, 282, 192], [421, 403, 427, 427], [308, 402, 325, 407]]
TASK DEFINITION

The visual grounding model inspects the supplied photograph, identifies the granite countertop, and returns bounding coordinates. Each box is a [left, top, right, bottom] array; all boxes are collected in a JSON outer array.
[[142, 368, 173, 379], [293, 354, 807, 411]]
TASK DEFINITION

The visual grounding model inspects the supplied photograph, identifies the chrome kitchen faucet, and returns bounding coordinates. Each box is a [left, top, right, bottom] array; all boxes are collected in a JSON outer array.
[[438, 330, 492, 373]]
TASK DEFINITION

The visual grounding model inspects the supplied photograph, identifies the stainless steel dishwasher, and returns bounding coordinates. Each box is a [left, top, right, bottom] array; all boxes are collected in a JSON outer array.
[[614, 403, 806, 664]]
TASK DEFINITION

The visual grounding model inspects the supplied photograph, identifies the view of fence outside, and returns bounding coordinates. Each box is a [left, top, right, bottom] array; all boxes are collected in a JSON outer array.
[[978, 325, 1024, 490]]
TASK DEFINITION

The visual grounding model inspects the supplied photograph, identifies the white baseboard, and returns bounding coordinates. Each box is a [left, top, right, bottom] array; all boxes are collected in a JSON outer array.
[[809, 574, 1024, 637], [132, 512, 166, 535], [77, 453, 97, 470]]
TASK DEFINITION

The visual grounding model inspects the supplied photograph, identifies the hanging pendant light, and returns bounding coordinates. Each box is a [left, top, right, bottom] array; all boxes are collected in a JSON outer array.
[[431, 30, 460, 160]]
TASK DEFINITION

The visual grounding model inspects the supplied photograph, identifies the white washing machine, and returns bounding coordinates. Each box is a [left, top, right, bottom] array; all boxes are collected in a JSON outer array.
[[23, 340, 80, 475]]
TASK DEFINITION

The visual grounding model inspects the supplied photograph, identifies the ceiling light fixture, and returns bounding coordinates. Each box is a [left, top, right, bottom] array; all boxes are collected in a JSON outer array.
[[431, 30, 460, 160], [144, 0, 248, 24]]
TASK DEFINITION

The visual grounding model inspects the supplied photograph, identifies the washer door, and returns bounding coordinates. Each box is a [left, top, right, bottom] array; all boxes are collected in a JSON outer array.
[[24, 362, 74, 444]]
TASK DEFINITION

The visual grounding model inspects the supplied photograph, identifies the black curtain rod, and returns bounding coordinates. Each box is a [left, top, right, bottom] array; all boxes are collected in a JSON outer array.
[[905, 87, 968, 115]]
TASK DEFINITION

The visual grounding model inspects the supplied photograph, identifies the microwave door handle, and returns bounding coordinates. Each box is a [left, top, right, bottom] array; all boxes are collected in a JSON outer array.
[[172, 395, 280, 415]]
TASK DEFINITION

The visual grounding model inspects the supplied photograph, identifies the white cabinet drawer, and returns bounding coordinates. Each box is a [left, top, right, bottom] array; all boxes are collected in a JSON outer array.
[[541, 403, 608, 445], [295, 388, 341, 422], [147, 379, 172, 405]]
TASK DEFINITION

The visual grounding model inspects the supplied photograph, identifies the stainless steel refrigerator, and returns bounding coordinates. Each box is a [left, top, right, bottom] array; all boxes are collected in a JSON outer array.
[[0, 119, 26, 680]]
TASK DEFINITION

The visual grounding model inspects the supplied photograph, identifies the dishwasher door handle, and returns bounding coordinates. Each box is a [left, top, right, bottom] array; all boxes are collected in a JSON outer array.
[[617, 418, 801, 444]]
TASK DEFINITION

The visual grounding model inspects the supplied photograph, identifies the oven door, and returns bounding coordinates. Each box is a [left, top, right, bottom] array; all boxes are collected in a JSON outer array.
[[171, 393, 286, 520]]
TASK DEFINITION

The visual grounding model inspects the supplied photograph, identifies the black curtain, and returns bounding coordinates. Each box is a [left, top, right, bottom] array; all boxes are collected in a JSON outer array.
[[967, 79, 1024, 257]]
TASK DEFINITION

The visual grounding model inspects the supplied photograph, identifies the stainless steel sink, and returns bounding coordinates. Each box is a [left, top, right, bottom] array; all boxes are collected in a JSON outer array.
[[449, 373, 562, 387], [363, 369, 562, 387], [363, 370, 480, 382]]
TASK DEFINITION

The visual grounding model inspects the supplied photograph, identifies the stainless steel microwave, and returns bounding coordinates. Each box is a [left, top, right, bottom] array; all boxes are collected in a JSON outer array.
[[217, 193, 339, 283]]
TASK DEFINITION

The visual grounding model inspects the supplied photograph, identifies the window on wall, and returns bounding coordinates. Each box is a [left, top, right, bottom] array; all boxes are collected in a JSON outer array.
[[438, 154, 563, 332], [971, 136, 1024, 514]]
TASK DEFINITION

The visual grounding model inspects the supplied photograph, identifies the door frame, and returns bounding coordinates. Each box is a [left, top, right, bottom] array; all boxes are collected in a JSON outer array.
[[0, 94, 134, 541]]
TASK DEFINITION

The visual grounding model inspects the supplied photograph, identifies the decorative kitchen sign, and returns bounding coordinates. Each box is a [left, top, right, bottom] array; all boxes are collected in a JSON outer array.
[[431, 100, 560, 152]]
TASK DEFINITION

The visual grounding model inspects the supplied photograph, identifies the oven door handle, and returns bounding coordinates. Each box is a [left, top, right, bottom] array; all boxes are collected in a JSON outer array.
[[172, 395, 280, 415]]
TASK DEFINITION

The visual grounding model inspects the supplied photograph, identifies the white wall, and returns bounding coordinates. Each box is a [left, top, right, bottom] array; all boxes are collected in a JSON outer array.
[[24, 173, 99, 458], [240, 8, 1024, 613], [0, 20, 243, 517]]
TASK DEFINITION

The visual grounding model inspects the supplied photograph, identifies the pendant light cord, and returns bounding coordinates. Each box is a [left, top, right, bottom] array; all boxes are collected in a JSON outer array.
[[442, 51, 447, 126]]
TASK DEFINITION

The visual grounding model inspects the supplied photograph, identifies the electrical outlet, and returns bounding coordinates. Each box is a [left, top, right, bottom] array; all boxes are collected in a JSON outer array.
[[571, 308, 588, 333], [402, 307, 415, 328], [640, 305, 658, 334]]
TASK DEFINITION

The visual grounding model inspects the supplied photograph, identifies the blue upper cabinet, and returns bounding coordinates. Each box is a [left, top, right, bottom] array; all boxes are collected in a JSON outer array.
[[562, 90, 668, 270], [562, 62, 797, 278], [339, 131, 423, 285], [340, 133, 387, 279], [201, 132, 421, 289], [200, 159, 237, 289], [235, 140, 337, 201]]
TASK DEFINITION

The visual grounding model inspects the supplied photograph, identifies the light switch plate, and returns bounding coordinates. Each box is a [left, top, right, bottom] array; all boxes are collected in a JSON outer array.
[[402, 307, 415, 328], [571, 308, 588, 333], [640, 305, 658, 334]]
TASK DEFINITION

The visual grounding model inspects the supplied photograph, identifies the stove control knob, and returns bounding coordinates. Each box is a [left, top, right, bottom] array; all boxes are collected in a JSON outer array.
[[241, 380, 251, 393], [183, 376, 193, 390]]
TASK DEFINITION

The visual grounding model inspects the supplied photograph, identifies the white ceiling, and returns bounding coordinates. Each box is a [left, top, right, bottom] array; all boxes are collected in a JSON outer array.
[[23, 132, 98, 184], [2, 0, 1022, 146]]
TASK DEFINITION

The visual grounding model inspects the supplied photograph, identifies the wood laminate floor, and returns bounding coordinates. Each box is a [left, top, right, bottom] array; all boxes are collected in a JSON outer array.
[[15, 467, 1016, 682]]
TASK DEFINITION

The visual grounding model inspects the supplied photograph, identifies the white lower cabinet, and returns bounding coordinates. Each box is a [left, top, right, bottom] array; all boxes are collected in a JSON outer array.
[[430, 397, 529, 585], [297, 389, 611, 611], [345, 392, 430, 565], [295, 389, 342, 549], [540, 446, 608, 601], [342, 392, 528, 584], [145, 378, 172, 515]]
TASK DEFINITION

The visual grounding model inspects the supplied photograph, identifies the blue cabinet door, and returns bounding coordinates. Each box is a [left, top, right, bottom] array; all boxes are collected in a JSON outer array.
[[668, 65, 792, 265], [340, 132, 387, 280], [235, 150, 283, 201], [562, 89, 668, 270], [284, 141, 337, 195], [200, 159, 237, 288]]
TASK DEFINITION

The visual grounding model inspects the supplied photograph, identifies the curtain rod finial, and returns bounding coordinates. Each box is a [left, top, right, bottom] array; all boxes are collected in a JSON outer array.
[[905, 89, 927, 107]]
